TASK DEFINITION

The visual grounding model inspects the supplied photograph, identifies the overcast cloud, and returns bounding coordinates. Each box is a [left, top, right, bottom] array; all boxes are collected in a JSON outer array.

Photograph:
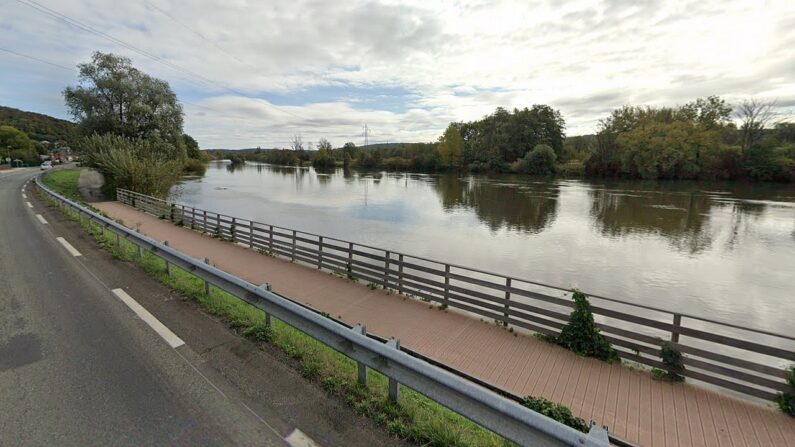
[[1, 0, 793, 148]]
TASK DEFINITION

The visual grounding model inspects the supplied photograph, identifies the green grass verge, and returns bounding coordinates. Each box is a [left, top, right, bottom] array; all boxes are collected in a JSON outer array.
[[41, 168, 83, 201], [36, 185, 513, 447]]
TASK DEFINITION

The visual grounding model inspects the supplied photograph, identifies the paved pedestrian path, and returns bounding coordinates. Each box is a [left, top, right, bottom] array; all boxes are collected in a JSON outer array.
[[96, 200, 795, 447]]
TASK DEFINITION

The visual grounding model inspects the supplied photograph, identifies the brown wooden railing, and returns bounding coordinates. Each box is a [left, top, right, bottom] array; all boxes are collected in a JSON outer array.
[[118, 188, 795, 402]]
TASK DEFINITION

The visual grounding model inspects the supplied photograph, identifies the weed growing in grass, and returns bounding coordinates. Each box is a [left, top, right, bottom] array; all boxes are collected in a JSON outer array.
[[242, 323, 274, 342]]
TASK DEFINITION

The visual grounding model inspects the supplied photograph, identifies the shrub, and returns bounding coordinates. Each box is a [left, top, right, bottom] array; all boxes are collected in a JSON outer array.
[[78, 133, 184, 198], [242, 323, 274, 342], [511, 144, 557, 175], [521, 396, 588, 432], [555, 290, 619, 362], [656, 342, 685, 382], [778, 366, 795, 417], [183, 157, 207, 176]]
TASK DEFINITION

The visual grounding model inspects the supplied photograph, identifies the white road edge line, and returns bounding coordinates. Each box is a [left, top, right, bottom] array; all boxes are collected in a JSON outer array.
[[111, 288, 185, 349], [56, 237, 82, 257], [26, 201, 33, 208], [284, 429, 321, 447], [35, 214, 48, 224]]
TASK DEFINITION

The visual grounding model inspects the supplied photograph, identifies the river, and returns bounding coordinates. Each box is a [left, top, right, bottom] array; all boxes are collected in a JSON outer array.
[[171, 161, 795, 336]]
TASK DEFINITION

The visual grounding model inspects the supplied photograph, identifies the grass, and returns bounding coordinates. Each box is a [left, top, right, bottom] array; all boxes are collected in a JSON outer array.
[[36, 175, 514, 447], [41, 167, 82, 201]]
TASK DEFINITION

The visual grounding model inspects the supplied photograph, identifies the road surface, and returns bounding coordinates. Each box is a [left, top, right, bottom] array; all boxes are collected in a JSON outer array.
[[0, 168, 403, 446]]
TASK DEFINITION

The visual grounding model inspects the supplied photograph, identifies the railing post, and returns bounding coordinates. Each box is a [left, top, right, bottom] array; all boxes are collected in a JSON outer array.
[[398, 254, 404, 294], [353, 324, 367, 386], [135, 229, 142, 258], [204, 257, 211, 295], [203, 210, 208, 233], [671, 314, 682, 343], [444, 264, 451, 307], [169, 203, 175, 222], [249, 221, 254, 248], [387, 337, 400, 403], [115, 232, 120, 251], [318, 236, 323, 269], [269, 225, 274, 253], [291, 230, 296, 262], [231, 217, 237, 242], [164, 241, 171, 276], [504, 277, 511, 326], [347, 242, 353, 275], [384, 251, 390, 289]]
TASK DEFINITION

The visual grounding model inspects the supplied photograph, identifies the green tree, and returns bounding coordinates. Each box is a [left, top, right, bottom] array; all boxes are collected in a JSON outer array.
[[511, 144, 557, 175], [437, 124, 464, 168], [63, 52, 185, 155], [183, 134, 200, 159], [0, 125, 36, 161], [317, 138, 332, 151]]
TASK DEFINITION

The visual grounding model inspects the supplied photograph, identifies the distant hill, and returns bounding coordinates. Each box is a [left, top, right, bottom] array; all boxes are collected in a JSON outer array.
[[0, 106, 78, 143]]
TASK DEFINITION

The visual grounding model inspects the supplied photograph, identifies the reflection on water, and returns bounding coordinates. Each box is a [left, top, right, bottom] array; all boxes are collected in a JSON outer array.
[[172, 162, 795, 334]]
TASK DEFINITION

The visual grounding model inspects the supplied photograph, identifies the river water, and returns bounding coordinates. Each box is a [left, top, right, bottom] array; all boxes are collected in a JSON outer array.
[[171, 161, 795, 336]]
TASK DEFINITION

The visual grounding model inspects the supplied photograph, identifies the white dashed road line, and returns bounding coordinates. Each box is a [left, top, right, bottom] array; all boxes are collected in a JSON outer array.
[[111, 288, 185, 348], [284, 429, 320, 447], [35, 214, 48, 224], [56, 237, 82, 257], [26, 201, 33, 208]]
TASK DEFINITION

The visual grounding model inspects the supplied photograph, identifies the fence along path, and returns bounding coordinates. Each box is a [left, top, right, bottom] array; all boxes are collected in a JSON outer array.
[[107, 190, 795, 446]]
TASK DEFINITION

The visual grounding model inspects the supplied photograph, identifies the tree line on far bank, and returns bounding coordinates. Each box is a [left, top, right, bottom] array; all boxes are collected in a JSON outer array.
[[228, 97, 794, 183], [61, 52, 206, 197]]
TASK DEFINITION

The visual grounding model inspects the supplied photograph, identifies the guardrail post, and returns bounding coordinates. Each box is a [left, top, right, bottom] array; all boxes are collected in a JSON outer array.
[[164, 241, 172, 276], [444, 264, 451, 307], [203, 210, 207, 233], [249, 221, 254, 248], [115, 232, 120, 251], [504, 278, 511, 327], [353, 324, 367, 386], [318, 236, 323, 269], [384, 251, 390, 289], [671, 314, 682, 343], [398, 254, 404, 294], [259, 284, 273, 326], [291, 230, 296, 262], [204, 257, 211, 294], [387, 337, 400, 402], [231, 217, 237, 242], [135, 229, 142, 258]]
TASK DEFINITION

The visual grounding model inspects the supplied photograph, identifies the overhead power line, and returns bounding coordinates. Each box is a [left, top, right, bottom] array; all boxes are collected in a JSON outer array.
[[0, 46, 77, 72], [14, 0, 306, 121]]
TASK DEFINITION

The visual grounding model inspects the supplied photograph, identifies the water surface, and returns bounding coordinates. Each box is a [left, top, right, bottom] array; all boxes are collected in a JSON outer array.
[[171, 161, 795, 335]]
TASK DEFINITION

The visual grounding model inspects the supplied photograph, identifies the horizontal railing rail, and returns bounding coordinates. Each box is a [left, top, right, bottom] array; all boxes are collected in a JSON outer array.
[[37, 179, 613, 447], [115, 188, 795, 403]]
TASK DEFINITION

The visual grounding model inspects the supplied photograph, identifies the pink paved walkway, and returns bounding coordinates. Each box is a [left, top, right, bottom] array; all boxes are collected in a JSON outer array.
[[96, 201, 795, 447]]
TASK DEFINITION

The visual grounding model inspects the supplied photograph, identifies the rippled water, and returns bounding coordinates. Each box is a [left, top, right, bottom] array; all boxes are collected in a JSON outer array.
[[171, 161, 795, 335]]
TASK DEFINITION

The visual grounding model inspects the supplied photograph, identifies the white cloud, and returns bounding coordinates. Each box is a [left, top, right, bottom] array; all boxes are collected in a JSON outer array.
[[1, 0, 793, 147]]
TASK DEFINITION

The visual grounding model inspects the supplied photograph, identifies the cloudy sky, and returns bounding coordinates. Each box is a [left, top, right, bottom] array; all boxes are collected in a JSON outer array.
[[1, 0, 793, 148]]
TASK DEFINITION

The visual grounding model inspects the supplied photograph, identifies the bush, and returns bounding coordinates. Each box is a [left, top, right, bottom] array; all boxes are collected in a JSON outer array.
[[183, 157, 206, 176], [311, 148, 336, 169], [78, 134, 184, 198], [521, 396, 588, 432], [778, 366, 795, 417], [555, 290, 619, 362], [656, 342, 685, 382], [511, 144, 557, 175], [242, 322, 274, 342]]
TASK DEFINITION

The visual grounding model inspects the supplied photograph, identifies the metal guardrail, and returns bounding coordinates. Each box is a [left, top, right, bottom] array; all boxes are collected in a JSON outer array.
[[36, 178, 612, 446], [116, 187, 795, 403]]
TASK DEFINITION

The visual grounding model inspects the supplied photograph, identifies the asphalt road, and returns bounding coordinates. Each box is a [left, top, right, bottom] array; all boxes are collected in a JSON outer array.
[[0, 168, 403, 447]]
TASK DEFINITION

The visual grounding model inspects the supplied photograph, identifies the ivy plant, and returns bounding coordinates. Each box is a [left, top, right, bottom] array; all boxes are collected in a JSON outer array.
[[555, 289, 619, 363], [522, 396, 589, 432], [778, 366, 795, 417]]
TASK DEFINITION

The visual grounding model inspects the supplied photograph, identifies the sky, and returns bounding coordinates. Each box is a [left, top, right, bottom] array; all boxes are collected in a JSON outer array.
[[1, 0, 794, 149]]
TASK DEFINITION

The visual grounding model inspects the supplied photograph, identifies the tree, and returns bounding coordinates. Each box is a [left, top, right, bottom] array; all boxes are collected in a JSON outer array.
[[290, 135, 304, 151], [317, 138, 332, 151], [183, 134, 200, 159], [736, 99, 775, 155], [0, 125, 36, 161], [511, 144, 557, 175], [437, 124, 464, 168], [63, 52, 184, 152]]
